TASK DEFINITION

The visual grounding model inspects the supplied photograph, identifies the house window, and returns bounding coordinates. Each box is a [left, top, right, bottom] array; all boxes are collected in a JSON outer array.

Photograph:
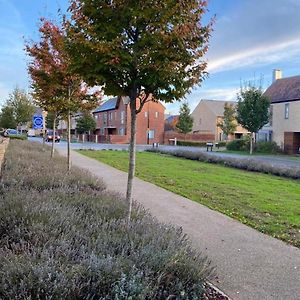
[[155, 112, 159, 118], [145, 111, 148, 118], [103, 112, 107, 125], [284, 103, 289, 119], [121, 111, 125, 124], [148, 130, 155, 139], [119, 127, 125, 136], [109, 112, 113, 120], [94, 115, 98, 120]]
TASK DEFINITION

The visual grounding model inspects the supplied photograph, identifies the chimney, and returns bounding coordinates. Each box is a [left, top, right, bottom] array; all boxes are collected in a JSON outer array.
[[273, 69, 282, 82]]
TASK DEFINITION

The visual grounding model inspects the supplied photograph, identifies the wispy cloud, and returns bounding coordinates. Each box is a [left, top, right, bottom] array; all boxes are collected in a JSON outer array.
[[206, 0, 300, 74], [207, 38, 300, 73]]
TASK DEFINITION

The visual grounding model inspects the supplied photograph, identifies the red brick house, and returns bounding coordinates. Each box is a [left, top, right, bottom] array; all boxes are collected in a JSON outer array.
[[93, 96, 165, 144]]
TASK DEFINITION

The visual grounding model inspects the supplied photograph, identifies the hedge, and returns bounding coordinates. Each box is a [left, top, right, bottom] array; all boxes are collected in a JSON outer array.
[[0, 140, 213, 299], [147, 148, 300, 179]]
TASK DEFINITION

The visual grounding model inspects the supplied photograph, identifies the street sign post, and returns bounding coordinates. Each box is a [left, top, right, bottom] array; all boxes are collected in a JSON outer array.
[[33, 115, 44, 129]]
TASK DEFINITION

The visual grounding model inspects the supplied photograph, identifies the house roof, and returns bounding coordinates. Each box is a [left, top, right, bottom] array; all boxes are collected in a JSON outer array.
[[93, 97, 119, 113], [195, 99, 236, 117], [264, 75, 300, 103]]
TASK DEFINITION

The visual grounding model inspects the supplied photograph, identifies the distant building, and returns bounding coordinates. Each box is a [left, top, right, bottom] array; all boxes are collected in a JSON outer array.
[[264, 70, 300, 154], [93, 96, 165, 144], [191, 99, 248, 141], [164, 114, 179, 131]]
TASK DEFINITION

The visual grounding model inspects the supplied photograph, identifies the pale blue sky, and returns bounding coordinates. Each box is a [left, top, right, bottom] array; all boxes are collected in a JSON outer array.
[[1, 0, 300, 114]]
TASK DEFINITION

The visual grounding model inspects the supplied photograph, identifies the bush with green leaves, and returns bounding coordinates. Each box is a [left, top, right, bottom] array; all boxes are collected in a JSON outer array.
[[254, 141, 281, 154], [226, 139, 249, 151], [0, 140, 213, 299], [147, 148, 300, 179], [8, 134, 27, 140]]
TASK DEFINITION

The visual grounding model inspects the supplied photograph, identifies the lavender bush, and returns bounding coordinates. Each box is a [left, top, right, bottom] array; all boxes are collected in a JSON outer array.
[[147, 148, 300, 179], [0, 141, 213, 299]]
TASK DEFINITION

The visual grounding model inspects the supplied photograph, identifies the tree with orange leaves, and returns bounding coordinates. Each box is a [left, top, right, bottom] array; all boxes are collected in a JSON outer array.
[[26, 18, 99, 168]]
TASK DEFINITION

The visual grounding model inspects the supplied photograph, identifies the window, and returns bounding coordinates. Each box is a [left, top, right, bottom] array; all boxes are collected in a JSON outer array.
[[119, 127, 125, 136], [145, 111, 148, 118], [103, 112, 107, 125], [121, 111, 125, 124], [148, 130, 155, 139], [284, 103, 289, 119], [109, 112, 113, 120], [94, 115, 98, 120], [155, 112, 159, 118]]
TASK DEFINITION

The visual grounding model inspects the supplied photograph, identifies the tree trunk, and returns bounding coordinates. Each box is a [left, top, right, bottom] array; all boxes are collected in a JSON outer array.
[[42, 129, 46, 149], [67, 110, 71, 171], [250, 132, 253, 155], [126, 97, 137, 223], [51, 115, 56, 158]]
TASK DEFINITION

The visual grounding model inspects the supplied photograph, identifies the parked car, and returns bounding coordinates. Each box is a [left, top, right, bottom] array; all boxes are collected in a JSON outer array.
[[46, 130, 60, 143], [27, 129, 36, 137], [3, 129, 19, 137]]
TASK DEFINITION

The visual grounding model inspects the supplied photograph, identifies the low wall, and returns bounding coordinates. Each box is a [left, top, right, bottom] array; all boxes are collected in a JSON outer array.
[[0, 138, 9, 175], [76, 134, 107, 143], [164, 132, 215, 144], [109, 135, 128, 144]]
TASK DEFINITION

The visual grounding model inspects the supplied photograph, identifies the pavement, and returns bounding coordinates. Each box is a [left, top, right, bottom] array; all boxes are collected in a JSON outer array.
[[56, 147, 300, 300]]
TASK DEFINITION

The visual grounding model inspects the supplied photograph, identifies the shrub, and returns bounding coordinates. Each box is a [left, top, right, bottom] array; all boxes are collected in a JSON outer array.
[[0, 140, 213, 299], [147, 148, 300, 179], [177, 140, 208, 147], [8, 134, 27, 140], [254, 141, 281, 154], [226, 139, 249, 151]]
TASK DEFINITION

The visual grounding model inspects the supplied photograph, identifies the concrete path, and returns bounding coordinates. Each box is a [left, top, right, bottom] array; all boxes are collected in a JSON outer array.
[[55, 148, 300, 300]]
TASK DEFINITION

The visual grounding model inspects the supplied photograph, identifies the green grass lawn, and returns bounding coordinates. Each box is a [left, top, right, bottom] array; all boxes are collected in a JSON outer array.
[[78, 150, 300, 247]]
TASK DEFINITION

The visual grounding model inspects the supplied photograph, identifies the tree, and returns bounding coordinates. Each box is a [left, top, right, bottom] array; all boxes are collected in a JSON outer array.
[[176, 102, 193, 134], [217, 103, 237, 140], [46, 112, 59, 130], [236, 86, 270, 154], [6, 87, 35, 131], [0, 105, 17, 129], [26, 19, 99, 163], [66, 0, 212, 222], [76, 112, 96, 134]]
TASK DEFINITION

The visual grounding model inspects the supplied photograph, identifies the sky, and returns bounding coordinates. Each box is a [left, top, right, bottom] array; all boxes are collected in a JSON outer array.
[[1, 0, 300, 114]]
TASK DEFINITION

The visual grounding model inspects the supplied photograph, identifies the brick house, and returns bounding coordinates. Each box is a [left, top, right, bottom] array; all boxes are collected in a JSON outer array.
[[191, 99, 249, 141], [264, 71, 300, 154], [93, 96, 165, 144]]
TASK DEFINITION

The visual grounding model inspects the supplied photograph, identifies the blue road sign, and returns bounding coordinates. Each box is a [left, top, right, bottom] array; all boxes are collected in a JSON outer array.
[[33, 115, 43, 129]]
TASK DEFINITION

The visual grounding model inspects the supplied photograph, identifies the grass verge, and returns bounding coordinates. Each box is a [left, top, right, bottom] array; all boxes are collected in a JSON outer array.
[[0, 141, 212, 299], [78, 150, 300, 248]]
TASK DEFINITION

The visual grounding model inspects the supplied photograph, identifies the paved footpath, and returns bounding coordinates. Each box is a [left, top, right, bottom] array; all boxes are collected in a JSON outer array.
[[58, 149, 300, 300]]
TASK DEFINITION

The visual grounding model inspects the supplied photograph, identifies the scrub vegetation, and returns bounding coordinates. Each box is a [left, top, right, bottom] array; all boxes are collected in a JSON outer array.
[[0, 141, 213, 299]]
